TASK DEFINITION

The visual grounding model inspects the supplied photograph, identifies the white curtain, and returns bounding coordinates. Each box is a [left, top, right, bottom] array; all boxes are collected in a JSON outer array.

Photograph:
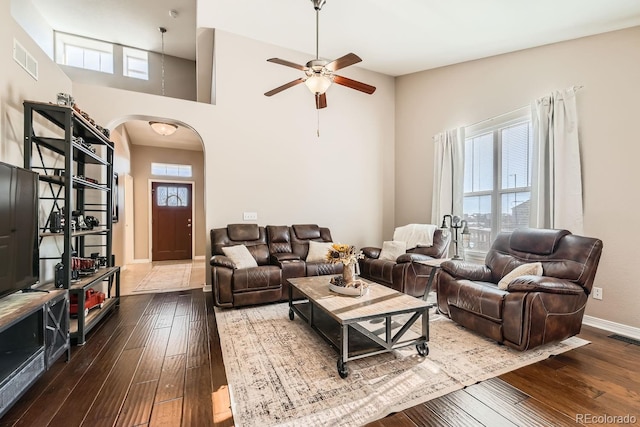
[[530, 86, 584, 234], [431, 128, 464, 225]]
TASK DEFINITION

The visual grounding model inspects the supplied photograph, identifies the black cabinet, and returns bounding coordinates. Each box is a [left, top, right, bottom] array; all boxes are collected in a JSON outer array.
[[23, 101, 120, 345]]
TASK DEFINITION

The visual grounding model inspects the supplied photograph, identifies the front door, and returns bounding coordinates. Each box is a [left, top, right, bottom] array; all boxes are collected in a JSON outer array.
[[151, 182, 192, 261]]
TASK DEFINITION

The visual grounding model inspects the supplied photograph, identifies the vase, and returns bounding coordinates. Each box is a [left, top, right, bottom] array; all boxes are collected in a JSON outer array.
[[342, 263, 356, 284]]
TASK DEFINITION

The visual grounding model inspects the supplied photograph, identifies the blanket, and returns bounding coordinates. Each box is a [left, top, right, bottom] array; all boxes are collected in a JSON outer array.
[[393, 223, 438, 249]]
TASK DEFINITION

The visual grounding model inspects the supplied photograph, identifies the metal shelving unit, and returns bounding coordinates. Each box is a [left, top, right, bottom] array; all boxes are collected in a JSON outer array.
[[23, 100, 120, 345]]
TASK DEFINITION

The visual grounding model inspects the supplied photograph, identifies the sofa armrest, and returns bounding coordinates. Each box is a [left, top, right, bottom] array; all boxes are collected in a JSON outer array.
[[361, 247, 381, 259], [396, 253, 433, 264], [441, 260, 492, 281], [507, 276, 586, 295], [210, 255, 236, 270]]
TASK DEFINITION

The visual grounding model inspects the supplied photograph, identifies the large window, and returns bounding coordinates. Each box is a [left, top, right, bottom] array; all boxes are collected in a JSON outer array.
[[463, 108, 532, 255], [55, 33, 113, 73]]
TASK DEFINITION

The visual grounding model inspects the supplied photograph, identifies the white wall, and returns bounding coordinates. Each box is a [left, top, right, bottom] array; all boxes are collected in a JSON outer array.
[[395, 26, 640, 328], [71, 29, 395, 255]]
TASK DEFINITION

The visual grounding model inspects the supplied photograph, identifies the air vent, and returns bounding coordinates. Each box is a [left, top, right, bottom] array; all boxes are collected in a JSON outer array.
[[13, 39, 38, 80], [609, 334, 640, 346]]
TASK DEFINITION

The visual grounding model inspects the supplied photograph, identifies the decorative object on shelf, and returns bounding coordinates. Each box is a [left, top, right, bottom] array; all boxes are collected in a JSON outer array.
[[325, 243, 364, 284], [440, 214, 470, 260], [56, 92, 74, 107]]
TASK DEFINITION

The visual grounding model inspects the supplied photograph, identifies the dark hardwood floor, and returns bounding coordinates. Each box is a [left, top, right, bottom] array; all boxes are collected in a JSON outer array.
[[1, 289, 638, 426]]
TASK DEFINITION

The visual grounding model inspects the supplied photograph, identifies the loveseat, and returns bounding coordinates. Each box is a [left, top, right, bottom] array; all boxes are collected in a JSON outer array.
[[210, 223, 342, 308], [436, 228, 603, 350], [358, 228, 451, 298]]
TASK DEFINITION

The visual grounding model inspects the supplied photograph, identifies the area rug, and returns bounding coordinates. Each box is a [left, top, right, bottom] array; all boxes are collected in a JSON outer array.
[[215, 302, 589, 427], [133, 262, 192, 293]]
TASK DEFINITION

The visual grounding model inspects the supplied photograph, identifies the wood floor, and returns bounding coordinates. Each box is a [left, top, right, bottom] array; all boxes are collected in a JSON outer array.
[[1, 289, 638, 426]]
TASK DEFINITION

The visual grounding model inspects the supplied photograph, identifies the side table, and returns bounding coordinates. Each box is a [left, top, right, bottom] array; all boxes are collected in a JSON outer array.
[[415, 258, 451, 303]]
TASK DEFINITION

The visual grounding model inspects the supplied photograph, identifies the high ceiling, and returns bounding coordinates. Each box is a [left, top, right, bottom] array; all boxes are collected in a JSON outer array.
[[33, 0, 640, 76]]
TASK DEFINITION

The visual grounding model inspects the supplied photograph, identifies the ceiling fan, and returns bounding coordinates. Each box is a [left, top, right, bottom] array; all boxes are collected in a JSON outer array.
[[264, 0, 376, 109]]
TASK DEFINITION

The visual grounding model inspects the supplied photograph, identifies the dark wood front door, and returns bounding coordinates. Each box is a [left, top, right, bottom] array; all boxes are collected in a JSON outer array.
[[151, 182, 193, 261]]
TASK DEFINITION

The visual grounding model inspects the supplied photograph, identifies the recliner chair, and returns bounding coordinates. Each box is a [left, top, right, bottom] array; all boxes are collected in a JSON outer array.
[[358, 229, 451, 297], [436, 228, 603, 350]]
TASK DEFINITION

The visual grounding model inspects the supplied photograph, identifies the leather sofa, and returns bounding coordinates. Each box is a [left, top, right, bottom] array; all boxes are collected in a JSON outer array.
[[436, 228, 603, 350], [210, 223, 341, 308], [358, 229, 451, 298]]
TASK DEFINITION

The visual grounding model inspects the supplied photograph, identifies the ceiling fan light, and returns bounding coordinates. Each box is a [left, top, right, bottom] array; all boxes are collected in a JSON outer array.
[[305, 75, 332, 94], [149, 121, 178, 136]]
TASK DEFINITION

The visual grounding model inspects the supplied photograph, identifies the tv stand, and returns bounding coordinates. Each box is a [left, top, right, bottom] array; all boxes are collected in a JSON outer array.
[[0, 289, 69, 418]]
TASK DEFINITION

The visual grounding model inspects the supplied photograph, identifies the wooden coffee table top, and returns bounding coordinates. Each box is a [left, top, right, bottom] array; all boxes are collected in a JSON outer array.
[[288, 276, 428, 323]]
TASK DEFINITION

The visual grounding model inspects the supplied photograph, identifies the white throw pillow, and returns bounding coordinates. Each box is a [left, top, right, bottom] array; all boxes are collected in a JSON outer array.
[[379, 240, 407, 261], [306, 241, 333, 262], [498, 262, 543, 290], [222, 245, 258, 269]]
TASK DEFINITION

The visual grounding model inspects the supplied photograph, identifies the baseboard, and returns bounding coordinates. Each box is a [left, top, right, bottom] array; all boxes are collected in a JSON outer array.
[[582, 315, 640, 340], [203, 284, 212, 293], [131, 259, 151, 264], [194, 255, 206, 261]]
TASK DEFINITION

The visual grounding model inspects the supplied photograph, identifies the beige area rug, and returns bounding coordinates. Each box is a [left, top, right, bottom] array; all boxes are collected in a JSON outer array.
[[215, 302, 589, 427], [133, 262, 193, 293]]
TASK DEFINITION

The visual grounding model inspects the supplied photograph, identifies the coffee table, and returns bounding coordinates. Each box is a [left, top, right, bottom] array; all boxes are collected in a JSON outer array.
[[288, 276, 430, 378]]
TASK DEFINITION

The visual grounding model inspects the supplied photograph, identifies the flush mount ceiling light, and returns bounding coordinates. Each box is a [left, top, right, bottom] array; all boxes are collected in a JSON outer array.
[[149, 121, 178, 136], [149, 26, 178, 137]]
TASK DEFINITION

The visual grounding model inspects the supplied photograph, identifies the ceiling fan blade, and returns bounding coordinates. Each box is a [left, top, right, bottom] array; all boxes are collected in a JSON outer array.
[[333, 75, 377, 95], [264, 78, 305, 97], [267, 58, 308, 71], [315, 93, 327, 109], [325, 53, 362, 72]]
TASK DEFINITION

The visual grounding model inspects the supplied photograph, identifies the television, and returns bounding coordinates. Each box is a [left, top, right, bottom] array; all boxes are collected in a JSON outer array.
[[0, 161, 39, 299]]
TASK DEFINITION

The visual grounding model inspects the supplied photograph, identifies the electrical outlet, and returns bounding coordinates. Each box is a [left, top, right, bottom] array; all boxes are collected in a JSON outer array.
[[592, 286, 603, 300], [243, 211, 258, 221]]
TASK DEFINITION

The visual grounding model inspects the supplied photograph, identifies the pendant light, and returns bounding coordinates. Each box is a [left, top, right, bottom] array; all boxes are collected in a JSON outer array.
[[149, 26, 178, 136]]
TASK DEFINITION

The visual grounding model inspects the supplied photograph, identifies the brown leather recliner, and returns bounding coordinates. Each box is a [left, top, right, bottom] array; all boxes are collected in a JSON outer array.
[[436, 228, 603, 350], [358, 229, 450, 297], [210, 224, 282, 308], [288, 224, 343, 277]]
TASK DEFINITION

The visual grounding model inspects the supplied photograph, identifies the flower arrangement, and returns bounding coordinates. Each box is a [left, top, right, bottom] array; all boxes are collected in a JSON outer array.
[[325, 243, 364, 266]]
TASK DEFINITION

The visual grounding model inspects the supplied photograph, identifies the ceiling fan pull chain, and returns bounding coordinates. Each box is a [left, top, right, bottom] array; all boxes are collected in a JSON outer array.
[[317, 110, 320, 138]]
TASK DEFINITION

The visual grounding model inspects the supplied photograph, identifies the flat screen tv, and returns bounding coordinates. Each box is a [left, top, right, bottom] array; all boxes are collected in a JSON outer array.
[[0, 161, 39, 299]]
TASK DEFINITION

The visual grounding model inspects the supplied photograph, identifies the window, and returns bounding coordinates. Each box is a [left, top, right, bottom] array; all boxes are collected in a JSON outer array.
[[55, 33, 113, 73], [123, 47, 149, 80], [156, 185, 189, 207], [151, 163, 192, 178], [463, 108, 532, 255]]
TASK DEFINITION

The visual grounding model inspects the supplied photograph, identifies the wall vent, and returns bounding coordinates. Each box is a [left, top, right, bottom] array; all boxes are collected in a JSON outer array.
[[13, 39, 38, 80]]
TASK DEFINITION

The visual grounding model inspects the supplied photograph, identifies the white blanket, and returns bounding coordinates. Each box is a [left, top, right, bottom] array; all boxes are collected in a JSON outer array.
[[393, 224, 438, 250]]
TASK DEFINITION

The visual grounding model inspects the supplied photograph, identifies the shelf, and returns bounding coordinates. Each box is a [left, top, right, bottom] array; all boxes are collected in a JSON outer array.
[[0, 290, 67, 331], [40, 227, 110, 238], [67, 266, 120, 291], [31, 136, 108, 165], [0, 347, 44, 383], [24, 101, 113, 148], [39, 175, 109, 191], [69, 297, 117, 338]]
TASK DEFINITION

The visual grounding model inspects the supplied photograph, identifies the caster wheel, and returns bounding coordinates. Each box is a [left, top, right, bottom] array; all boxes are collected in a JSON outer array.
[[416, 342, 429, 356], [84, 308, 89, 317], [99, 303, 104, 309], [337, 357, 348, 379], [289, 308, 294, 320]]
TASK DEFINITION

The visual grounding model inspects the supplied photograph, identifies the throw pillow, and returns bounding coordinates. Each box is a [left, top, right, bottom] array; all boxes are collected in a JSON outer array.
[[498, 262, 543, 290], [222, 245, 258, 269], [306, 241, 333, 262], [379, 240, 407, 261]]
